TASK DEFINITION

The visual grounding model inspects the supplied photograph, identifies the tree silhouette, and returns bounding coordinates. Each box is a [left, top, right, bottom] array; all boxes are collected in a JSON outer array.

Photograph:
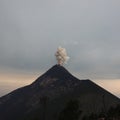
[[107, 104, 120, 120], [58, 99, 82, 120], [39, 96, 49, 120]]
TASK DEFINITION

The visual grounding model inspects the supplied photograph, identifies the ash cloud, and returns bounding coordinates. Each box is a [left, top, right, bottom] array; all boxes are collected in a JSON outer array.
[[55, 46, 69, 65]]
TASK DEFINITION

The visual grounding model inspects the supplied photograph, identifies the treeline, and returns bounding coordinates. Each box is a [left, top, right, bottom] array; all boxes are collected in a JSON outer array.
[[83, 104, 120, 120], [58, 100, 120, 120], [23, 98, 120, 120]]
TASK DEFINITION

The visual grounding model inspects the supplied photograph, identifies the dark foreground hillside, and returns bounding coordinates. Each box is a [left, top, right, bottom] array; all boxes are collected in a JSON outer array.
[[0, 65, 120, 120]]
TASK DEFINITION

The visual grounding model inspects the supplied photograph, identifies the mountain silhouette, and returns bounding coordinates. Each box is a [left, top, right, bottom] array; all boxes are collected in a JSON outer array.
[[0, 65, 120, 120]]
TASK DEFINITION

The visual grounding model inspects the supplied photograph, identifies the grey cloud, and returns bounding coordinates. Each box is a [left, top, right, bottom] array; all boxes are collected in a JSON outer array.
[[0, 0, 120, 79]]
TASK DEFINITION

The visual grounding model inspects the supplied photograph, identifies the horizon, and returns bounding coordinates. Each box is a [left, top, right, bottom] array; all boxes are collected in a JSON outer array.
[[0, 65, 120, 98]]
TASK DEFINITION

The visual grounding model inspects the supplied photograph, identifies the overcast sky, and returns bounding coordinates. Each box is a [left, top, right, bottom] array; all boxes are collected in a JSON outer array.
[[0, 0, 120, 97]]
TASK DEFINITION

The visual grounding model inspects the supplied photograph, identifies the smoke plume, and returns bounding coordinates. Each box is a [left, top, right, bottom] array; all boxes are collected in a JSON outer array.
[[55, 46, 69, 65]]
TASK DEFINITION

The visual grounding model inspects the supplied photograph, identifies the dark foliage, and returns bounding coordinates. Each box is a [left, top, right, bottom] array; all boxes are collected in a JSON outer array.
[[83, 104, 120, 120], [58, 99, 82, 120], [107, 104, 120, 120], [82, 113, 98, 120]]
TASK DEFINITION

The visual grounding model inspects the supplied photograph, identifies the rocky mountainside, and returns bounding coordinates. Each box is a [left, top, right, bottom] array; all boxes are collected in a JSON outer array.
[[0, 65, 120, 120]]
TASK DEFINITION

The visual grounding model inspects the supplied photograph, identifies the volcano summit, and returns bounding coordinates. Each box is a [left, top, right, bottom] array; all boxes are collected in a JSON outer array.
[[0, 65, 120, 120]]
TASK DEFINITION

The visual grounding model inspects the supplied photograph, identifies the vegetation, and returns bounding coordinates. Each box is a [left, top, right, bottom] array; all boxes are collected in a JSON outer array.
[[58, 99, 82, 120], [82, 104, 120, 120], [39, 96, 49, 120], [107, 104, 120, 120]]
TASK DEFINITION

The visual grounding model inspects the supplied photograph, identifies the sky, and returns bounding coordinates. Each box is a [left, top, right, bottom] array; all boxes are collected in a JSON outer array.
[[0, 0, 120, 97]]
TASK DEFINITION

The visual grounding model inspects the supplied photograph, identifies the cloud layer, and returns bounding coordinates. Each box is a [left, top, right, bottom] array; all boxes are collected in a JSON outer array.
[[0, 0, 120, 79]]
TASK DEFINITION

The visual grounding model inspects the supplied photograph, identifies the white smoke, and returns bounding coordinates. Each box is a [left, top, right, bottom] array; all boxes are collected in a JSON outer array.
[[55, 46, 70, 65]]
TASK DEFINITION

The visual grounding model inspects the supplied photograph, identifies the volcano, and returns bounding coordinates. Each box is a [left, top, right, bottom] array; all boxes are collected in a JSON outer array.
[[0, 65, 120, 120]]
